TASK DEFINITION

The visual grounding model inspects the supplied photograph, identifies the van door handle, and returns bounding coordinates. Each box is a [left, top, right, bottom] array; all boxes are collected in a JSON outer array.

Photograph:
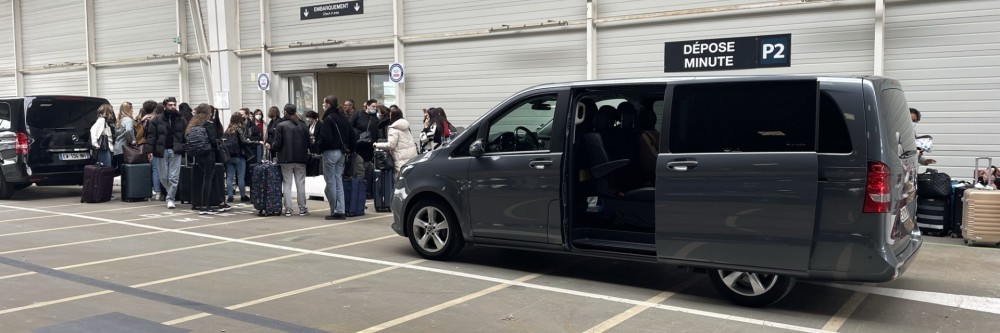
[[528, 159, 552, 170], [666, 160, 698, 171]]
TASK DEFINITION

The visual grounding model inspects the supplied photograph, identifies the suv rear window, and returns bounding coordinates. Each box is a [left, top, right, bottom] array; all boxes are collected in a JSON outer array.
[[880, 89, 916, 156], [26, 98, 104, 129]]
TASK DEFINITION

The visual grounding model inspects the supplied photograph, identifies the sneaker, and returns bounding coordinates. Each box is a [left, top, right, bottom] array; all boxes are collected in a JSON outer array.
[[285, 210, 292, 217], [240, 195, 251, 203], [325, 213, 346, 220], [199, 209, 216, 215], [299, 209, 309, 216], [227, 196, 235, 203], [167, 200, 176, 209], [219, 203, 232, 212]]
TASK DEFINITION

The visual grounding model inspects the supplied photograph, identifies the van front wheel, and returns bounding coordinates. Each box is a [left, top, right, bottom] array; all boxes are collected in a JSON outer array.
[[406, 200, 464, 260], [707, 269, 795, 307]]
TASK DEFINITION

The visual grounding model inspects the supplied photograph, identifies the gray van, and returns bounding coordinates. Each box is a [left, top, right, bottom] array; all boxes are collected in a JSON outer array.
[[389, 76, 922, 306], [0, 96, 109, 199]]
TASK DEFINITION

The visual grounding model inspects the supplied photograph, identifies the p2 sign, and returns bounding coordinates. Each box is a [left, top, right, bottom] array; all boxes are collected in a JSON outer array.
[[758, 35, 791, 67], [664, 34, 791, 72]]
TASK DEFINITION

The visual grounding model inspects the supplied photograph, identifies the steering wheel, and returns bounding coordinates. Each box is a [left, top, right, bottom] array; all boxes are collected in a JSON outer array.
[[514, 126, 538, 151], [488, 132, 517, 152]]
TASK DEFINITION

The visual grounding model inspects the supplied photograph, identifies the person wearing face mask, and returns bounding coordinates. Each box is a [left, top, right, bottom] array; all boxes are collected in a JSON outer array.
[[349, 99, 381, 162], [910, 108, 936, 166], [251, 109, 266, 163]]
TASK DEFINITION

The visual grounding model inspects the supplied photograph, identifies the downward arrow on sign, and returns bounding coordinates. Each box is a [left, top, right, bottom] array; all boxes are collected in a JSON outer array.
[[303, 9, 309, 17], [355, 3, 361, 11]]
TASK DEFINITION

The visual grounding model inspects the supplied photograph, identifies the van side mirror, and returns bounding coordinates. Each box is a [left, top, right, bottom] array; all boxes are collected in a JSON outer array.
[[469, 139, 485, 158]]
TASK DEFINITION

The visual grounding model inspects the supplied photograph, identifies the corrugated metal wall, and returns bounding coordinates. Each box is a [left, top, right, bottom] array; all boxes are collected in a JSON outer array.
[[93, 0, 179, 106], [97, 63, 179, 106], [268, 0, 394, 72], [20, 0, 87, 96], [0, 0, 14, 97], [23, 72, 88, 96], [240, 55, 263, 109], [885, 0, 1000, 178]]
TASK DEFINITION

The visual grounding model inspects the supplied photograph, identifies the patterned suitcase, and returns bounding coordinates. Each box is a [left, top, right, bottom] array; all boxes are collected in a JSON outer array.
[[373, 168, 393, 213], [962, 189, 1000, 246], [121, 163, 152, 202], [81, 164, 115, 203], [343, 177, 367, 217], [916, 197, 951, 236], [251, 160, 283, 216]]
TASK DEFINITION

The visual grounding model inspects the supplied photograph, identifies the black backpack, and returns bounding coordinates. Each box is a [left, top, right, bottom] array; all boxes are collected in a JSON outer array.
[[223, 131, 241, 156], [185, 125, 212, 155]]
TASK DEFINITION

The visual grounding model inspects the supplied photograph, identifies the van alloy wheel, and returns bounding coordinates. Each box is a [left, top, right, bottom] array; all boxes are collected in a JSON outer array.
[[707, 269, 796, 307], [406, 200, 464, 260]]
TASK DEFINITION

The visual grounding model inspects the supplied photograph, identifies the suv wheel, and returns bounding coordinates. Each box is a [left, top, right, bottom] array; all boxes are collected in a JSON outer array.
[[707, 269, 795, 307], [406, 199, 464, 260], [0, 176, 15, 200]]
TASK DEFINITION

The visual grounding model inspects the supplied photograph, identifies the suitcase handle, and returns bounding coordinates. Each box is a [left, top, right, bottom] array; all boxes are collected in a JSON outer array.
[[975, 157, 995, 189]]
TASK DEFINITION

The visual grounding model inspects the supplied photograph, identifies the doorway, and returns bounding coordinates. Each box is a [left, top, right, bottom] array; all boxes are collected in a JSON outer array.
[[316, 72, 368, 110]]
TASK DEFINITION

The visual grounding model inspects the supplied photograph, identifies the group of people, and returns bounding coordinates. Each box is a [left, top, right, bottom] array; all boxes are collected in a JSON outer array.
[[88, 95, 454, 220]]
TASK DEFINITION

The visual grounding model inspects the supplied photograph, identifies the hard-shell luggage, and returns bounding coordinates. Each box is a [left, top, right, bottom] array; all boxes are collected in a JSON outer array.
[[917, 169, 952, 198], [81, 164, 115, 203], [121, 163, 152, 202], [343, 177, 367, 217], [251, 159, 283, 216], [373, 168, 393, 212], [365, 162, 375, 199], [962, 189, 1000, 246], [179, 163, 224, 206], [916, 197, 951, 236]]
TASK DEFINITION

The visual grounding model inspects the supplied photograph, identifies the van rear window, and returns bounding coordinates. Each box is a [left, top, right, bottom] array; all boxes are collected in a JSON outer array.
[[26, 98, 103, 129], [880, 89, 916, 156]]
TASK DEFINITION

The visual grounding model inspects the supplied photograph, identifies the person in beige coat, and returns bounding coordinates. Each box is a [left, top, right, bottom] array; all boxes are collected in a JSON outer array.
[[373, 109, 418, 176]]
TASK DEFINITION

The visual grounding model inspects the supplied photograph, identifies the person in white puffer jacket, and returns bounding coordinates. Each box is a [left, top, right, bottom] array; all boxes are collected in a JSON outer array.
[[374, 108, 418, 176]]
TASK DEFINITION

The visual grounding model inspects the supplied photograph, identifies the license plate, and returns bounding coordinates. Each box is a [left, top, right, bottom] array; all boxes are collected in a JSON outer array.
[[60, 153, 90, 161]]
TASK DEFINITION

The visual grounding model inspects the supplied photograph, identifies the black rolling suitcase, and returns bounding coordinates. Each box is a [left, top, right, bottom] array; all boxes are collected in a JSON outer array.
[[121, 163, 152, 202], [179, 163, 225, 207], [81, 164, 115, 203], [917, 197, 952, 236], [373, 168, 393, 212]]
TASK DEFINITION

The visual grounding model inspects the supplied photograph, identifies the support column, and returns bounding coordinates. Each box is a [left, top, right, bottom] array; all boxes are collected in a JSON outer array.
[[874, 0, 885, 76], [586, 0, 597, 80], [206, 0, 242, 120], [189, 0, 214, 104], [392, 0, 405, 110], [177, 0, 189, 102], [84, 0, 97, 96], [260, 0, 272, 112], [12, 0, 23, 95]]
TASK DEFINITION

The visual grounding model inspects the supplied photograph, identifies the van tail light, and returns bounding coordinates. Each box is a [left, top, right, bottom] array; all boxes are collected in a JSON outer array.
[[864, 161, 890, 213], [15, 132, 29, 155]]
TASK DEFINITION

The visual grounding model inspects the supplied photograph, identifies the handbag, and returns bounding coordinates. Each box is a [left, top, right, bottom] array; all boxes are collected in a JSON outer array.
[[215, 140, 231, 164], [123, 144, 148, 164], [306, 153, 323, 177], [917, 169, 952, 198]]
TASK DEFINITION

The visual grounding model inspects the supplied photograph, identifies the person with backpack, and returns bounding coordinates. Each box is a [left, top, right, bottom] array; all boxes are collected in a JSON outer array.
[[318, 95, 357, 220], [184, 104, 221, 215], [112, 101, 136, 171], [144, 97, 186, 209], [223, 113, 252, 203], [271, 104, 312, 217]]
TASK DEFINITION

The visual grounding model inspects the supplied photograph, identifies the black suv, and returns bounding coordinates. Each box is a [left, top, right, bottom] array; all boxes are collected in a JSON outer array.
[[0, 96, 109, 199]]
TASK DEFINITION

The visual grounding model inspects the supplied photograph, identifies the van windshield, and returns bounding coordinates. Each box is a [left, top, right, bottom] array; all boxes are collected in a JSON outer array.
[[26, 98, 103, 129]]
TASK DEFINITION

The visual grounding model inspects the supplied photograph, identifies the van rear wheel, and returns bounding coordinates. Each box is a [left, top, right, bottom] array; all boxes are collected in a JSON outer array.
[[707, 269, 795, 307]]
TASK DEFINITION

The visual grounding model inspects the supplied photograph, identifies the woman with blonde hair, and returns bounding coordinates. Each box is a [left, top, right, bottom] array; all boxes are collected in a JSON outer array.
[[113, 101, 136, 169], [186, 104, 221, 215], [90, 104, 115, 167]]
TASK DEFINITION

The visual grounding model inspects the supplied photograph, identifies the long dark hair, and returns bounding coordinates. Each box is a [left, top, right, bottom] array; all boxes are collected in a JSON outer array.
[[226, 113, 244, 135], [389, 109, 404, 124], [186, 104, 214, 134], [323, 95, 340, 119]]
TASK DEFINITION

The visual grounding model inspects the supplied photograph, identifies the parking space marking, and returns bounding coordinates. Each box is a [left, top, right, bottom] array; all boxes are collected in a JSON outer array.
[[583, 279, 699, 333], [0, 203, 84, 213], [0, 204, 165, 224], [0, 215, 385, 281], [0, 204, 832, 332], [821, 285, 870, 332], [0, 222, 113, 237], [355, 271, 545, 333], [0, 234, 396, 316], [821, 283, 1000, 315], [164, 257, 424, 326], [0, 215, 60, 223]]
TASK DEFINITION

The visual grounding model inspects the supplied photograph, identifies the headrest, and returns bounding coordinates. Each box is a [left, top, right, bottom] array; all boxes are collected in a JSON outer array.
[[618, 102, 637, 130], [594, 105, 618, 131]]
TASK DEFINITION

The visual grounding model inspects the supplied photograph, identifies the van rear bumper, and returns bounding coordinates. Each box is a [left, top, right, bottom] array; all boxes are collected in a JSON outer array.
[[808, 231, 921, 282]]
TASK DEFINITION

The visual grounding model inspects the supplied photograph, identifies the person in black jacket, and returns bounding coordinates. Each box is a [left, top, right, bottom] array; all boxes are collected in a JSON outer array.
[[144, 97, 185, 209], [185, 104, 221, 215], [264, 106, 282, 151], [272, 104, 312, 217], [318, 95, 357, 220], [350, 99, 380, 162]]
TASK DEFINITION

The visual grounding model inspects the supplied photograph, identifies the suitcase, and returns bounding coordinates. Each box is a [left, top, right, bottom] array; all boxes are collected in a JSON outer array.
[[917, 169, 952, 198], [81, 164, 115, 203], [251, 160, 283, 216], [179, 163, 225, 207], [916, 197, 951, 236], [962, 189, 1000, 246], [365, 162, 375, 199], [373, 168, 393, 212], [121, 163, 152, 202], [343, 177, 367, 217]]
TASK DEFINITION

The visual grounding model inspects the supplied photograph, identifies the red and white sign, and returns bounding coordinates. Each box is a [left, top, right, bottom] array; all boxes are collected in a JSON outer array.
[[389, 63, 404, 83]]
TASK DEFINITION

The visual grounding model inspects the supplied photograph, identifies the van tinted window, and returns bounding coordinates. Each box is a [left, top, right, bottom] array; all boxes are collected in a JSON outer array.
[[668, 81, 817, 153], [880, 89, 916, 156], [0, 103, 10, 131], [26, 98, 103, 129], [818, 92, 852, 153]]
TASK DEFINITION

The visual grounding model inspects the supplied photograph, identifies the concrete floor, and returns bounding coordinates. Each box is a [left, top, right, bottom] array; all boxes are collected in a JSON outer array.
[[0, 185, 998, 333]]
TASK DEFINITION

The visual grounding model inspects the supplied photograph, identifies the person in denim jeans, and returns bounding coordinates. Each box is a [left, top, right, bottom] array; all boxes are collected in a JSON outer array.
[[318, 95, 357, 220], [144, 97, 186, 209], [223, 113, 251, 202]]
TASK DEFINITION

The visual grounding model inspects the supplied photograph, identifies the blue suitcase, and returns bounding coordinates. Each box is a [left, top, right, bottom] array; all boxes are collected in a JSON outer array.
[[251, 160, 283, 216], [343, 177, 367, 217]]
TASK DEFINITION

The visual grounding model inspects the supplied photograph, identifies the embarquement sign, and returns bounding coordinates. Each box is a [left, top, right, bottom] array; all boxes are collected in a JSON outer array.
[[664, 34, 791, 72], [301, 1, 364, 20]]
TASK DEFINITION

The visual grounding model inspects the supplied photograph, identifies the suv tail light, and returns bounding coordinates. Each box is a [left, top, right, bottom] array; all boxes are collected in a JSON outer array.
[[15, 132, 28, 155], [864, 161, 890, 213]]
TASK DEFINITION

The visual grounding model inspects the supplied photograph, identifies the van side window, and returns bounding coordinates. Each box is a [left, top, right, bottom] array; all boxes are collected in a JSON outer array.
[[668, 81, 817, 153], [0, 102, 11, 131], [818, 93, 852, 153], [485, 94, 557, 153]]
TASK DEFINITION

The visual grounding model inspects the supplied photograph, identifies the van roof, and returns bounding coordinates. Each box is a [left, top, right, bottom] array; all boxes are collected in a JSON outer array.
[[524, 75, 898, 91]]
